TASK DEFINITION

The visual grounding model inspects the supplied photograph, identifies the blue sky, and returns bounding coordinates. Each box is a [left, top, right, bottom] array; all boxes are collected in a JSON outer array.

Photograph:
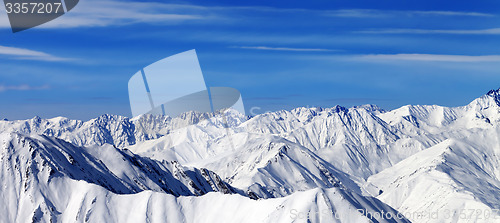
[[0, 0, 500, 120]]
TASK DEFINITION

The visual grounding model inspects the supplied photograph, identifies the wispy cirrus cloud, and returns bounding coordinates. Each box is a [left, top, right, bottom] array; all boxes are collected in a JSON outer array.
[[0, 84, 50, 92], [0, 0, 492, 29], [233, 46, 337, 52], [358, 28, 500, 35], [411, 10, 493, 17], [323, 9, 494, 18], [0, 0, 213, 29], [0, 45, 71, 61], [359, 54, 500, 62]]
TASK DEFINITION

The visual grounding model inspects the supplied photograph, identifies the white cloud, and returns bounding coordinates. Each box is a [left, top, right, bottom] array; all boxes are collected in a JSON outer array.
[[358, 28, 500, 35], [0, 1, 492, 29], [0, 45, 71, 61], [359, 54, 500, 62], [324, 9, 388, 18], [323, 9, 494, 18], [234, 46, 336, 52], [0, 0, 213, 29], [411, 10, 493, 17], [0, 84, 50, 92]]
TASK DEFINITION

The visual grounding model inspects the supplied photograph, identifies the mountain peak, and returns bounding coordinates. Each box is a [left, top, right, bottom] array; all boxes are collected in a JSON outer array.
[[486, 88, 500, 106], [467, 88, 500, 110], [353, 104, 385, 113], [486, 88, 500, 95]]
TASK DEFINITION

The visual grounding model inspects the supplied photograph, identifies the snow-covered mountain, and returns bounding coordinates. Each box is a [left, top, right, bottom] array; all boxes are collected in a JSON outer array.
[[0, 110, 247, 148], [0, 132, 408, 223], [1, 88, 499, 222], [368, 136, 500, 223], [0, 132, 242, 222]]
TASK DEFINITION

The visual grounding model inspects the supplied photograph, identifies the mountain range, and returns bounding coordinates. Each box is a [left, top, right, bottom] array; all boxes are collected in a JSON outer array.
[[0, 88, 499, 222]]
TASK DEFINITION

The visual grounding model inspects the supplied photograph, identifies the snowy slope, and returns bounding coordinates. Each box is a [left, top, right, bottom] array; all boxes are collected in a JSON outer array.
[[128, 130, 365, 198], [0, 132, 237, 202], [366, 89, 500, 222], [4, 177, 409, 223], [368, 135, 500, 223], [0, 133, 409, 223]]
